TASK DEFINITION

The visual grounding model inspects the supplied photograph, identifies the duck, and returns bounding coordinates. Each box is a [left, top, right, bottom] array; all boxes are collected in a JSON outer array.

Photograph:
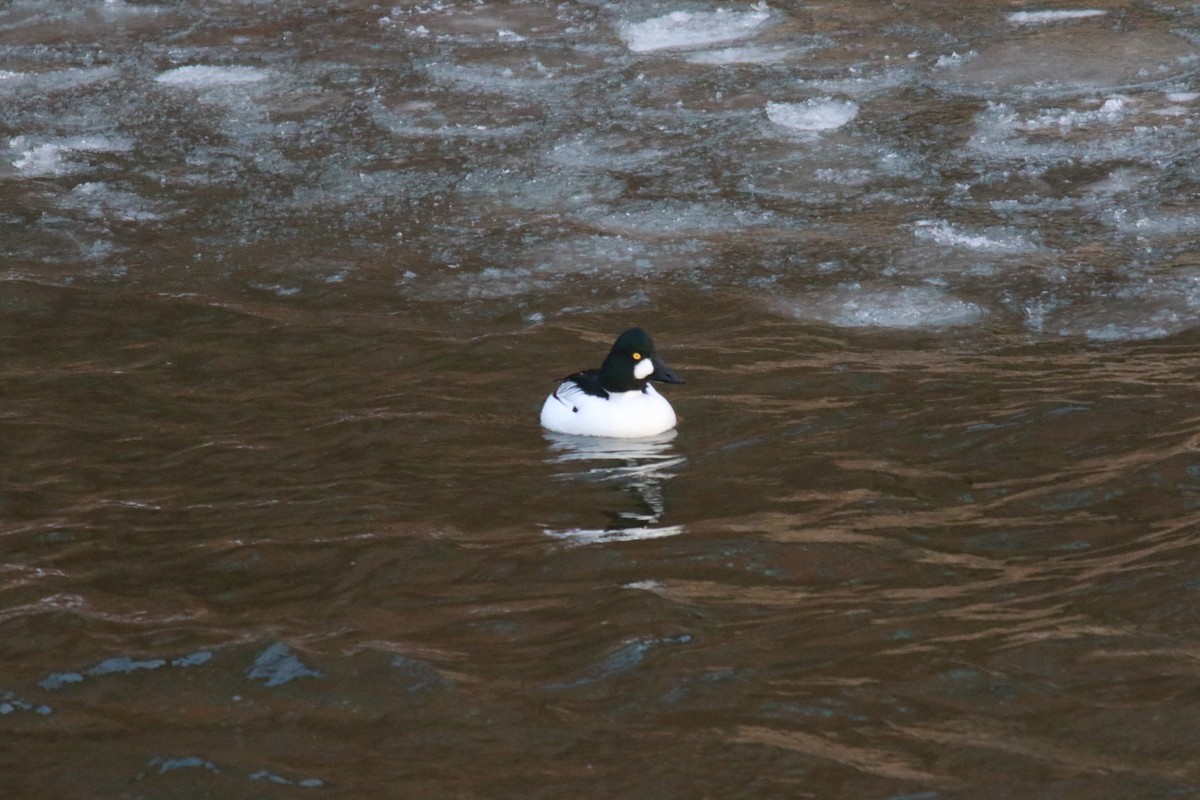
[[540, 327, 685, 438]]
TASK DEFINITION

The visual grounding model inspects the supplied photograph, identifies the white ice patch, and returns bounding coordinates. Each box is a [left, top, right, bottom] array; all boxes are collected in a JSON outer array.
[[784, 286, 985, 329], [617, 6, 773, 53], [1105, 208, 1200, 238], [912, 220, 1038, 254], [455, 167, 623, 212], [59, 182, 168, 222], [685, 43, 802, 65], [154, 65, 272, 87], [422, 60, 570, 91], [766, 98, 858, 132], [99, 0, 168, 17], [934, 51, 978, 69], [942, 26, 1195, 96], [12, 144, 69, 176], [9, 135, 133, 177], [1006, 9, 1107, 25], [1012, 96, 1129, 131], [584, 200, 774, 237], [544, 525, 685, 546], [0, 66, 120, 94], [965, 98, 1175, 167], [1024, 270, 1200, 341], [546, 133, 668, 172]]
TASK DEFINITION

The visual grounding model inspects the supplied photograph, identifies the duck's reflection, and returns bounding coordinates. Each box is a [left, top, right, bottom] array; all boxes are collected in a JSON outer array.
[[542, 430, 686, 545]]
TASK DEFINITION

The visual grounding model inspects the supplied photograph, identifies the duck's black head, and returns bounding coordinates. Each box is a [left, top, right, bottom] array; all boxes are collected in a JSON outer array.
[[598, 327, 684, 393]]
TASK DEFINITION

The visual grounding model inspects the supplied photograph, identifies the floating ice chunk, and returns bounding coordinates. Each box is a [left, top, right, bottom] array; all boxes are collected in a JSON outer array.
[[766, 98, 858, 131], [249, 770, 325, 787], [1006, 9, 1107, 25], [246, 642, 322, 686], [148, 756, 219, 775], [1036, 272, 1200, 340], [585, 200, 773, 236], [0, 67, 120, 94], [38, 672, 84, 691], [617, 6, 773, 53], [1081, 322, 1175, 341], [455, 167, 623, 212], [99, 0, 167, 16], [686, 43, 801, 65], [171, 651, 214, 668], [0, 692, 51, 716], [544, 525, 686, 546], [1046, 304, 1185, 341], [913, 220, 1038, 254], [13, 143, 68, 176], [1106, 208, 1200, 237], [966, 97, 1170, 165], [1013, 96, 1129, 131], [61, 182, 169, 222], [155, 65, 272, 87], [88, 657, 167, 676], [546, 133, 668, 172], [935, 51, 978, 68], [787, 286, 985, 329], [10, 135, 133, 177], [946, 27, 1194, 94]]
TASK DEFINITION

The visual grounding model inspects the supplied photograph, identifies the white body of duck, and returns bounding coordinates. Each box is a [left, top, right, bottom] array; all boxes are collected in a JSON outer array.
[[540, 327, 684, 439]]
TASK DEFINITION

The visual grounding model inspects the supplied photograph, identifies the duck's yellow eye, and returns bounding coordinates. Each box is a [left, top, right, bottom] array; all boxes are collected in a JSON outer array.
[[632, 352, 642, 360]]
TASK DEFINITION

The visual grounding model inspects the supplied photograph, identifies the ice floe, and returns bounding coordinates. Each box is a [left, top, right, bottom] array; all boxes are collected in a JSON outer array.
[[943, 27, 1198, 94], [9, 134, 133, 177], [783, 286, 987, 329], [617, 6, 774, 53], [155, 65, 273, 87], [766, 98, 859, 132], [912, 220, 1039, 254], [1006, 9, 1107, 25]]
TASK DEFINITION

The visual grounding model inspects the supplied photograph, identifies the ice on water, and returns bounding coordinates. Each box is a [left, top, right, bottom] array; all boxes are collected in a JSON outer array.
[[784, 286, 986, 330], [1032, 270, 1200, 341], [1006, 9, 1107, 25], [9, 135, 133, 177], [617, 6, 774, 53], [912, 221, 1039, 255], [154, 65, 273, 88], [766, 99, 859, 132], [3, 0, 1200, 341], [686, 43, 805, 66]]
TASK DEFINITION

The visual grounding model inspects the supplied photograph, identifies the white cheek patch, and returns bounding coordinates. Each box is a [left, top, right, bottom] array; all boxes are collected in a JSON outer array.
[[634, 357, 655, 380]]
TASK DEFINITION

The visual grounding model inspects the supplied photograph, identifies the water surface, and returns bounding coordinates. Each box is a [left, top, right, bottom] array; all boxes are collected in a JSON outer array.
[[4, 1, 1200, 797]]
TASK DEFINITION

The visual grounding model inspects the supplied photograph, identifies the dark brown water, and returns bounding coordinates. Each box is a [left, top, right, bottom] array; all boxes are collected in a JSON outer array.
[[4, 1, 1200, 797]]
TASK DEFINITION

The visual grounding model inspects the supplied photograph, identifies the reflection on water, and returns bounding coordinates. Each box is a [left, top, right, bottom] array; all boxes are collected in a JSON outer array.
[[541, 431, 686, 545]]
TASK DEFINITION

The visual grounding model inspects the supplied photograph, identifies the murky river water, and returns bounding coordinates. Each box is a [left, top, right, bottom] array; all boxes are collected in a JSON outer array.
[[4, 1, 1200, 797]]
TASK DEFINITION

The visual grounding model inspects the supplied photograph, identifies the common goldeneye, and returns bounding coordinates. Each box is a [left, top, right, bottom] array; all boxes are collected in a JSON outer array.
[[540, 327, 684, 438]]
